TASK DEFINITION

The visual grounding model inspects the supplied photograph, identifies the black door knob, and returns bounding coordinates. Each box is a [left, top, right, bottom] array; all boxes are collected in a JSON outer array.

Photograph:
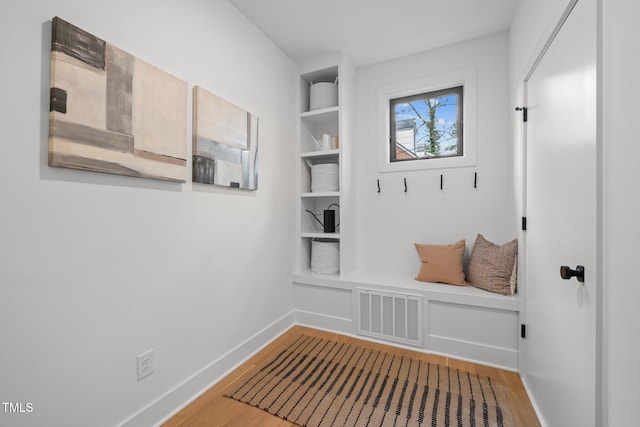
[[560, 265, 585, 283]]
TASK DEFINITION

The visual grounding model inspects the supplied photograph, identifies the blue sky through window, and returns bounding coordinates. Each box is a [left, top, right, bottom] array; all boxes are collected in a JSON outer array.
[[393, 90, 460, 159]]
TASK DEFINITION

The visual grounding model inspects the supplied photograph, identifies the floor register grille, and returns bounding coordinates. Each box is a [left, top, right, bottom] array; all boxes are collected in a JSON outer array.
[[357, 289, 423, 347]]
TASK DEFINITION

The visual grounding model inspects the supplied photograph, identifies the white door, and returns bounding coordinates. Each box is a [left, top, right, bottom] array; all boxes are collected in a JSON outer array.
[[523, 0, 598, 426]]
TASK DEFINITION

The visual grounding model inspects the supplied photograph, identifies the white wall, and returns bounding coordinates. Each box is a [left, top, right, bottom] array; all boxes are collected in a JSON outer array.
[[0, 1, 296, 426], [354, 33, 516, 275], [602, 1, 640, 426]]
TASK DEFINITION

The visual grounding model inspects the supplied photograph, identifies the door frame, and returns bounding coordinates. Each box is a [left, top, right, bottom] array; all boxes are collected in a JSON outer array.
[[518, 0, 603, 424]]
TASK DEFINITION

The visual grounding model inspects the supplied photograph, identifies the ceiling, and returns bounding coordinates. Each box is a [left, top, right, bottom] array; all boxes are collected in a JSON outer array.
[[229, 0, 519, 68]]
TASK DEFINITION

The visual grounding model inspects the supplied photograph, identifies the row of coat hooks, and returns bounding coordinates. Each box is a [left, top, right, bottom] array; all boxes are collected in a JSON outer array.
[[376, 172, 479, 193]]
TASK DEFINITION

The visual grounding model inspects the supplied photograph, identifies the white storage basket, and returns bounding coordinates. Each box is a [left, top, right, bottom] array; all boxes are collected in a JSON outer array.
[[309, 81, 338, 110], [311, 239, 340, 275], [309, 162, 339, 193]]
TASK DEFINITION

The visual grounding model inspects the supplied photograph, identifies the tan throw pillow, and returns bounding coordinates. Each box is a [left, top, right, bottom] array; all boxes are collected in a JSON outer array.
[[467, 234, 518, 295], [414, 240, 467, 286]]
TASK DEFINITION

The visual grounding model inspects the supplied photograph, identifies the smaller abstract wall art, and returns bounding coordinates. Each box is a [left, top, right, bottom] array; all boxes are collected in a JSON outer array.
[[49, 17, 188, 182], [192, 86, 259, 190]]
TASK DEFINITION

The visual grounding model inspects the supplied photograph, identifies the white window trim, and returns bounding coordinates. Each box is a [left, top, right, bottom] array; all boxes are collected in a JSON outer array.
[[378, 67, 477, 172]]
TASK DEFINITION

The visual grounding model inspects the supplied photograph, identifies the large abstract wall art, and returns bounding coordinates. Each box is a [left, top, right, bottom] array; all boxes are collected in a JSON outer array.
[[48, 17, 188, 182], [192, 86, 259, 190]]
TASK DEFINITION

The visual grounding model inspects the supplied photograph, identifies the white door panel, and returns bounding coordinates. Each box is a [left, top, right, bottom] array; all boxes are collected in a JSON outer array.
[[524, 0, 597, 425]]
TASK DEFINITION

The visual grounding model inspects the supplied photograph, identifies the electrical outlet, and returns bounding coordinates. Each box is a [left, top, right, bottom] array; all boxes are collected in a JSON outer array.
[[137, 349, 154, 381]]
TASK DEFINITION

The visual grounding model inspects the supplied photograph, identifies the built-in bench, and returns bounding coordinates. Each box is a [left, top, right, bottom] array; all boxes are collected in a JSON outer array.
[[291, 270, 521, 371]]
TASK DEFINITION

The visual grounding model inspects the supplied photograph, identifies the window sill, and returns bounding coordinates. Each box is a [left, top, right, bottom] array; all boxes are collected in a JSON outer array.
[[379, 155, 477, 172]]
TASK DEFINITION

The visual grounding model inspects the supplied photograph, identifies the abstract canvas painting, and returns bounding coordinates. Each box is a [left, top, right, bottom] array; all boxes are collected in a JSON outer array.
[[192, 86, 259, 190], [49, 17, 188, 182]]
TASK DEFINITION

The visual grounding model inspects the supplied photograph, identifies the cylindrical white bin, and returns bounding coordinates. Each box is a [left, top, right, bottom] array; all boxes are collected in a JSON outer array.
[[311, 239, 340, 275], [309, 82, 338, 110], [309, 162, 339, 192]]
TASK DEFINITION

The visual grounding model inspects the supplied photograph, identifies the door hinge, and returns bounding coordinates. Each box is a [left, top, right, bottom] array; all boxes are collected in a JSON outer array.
[[515, 106, 528, 122], [522, 217, 527, 231], [521, 324, 526, 339]]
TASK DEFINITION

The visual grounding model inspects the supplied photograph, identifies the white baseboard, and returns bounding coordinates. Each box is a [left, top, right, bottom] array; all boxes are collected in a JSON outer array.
[[119, 311, 296, 427], [428, 335, 519, 371], [119, 309, 526, 427], [120, 310, 350, 426], [294, 310, 353, 334], [520, 376, 549, 427]]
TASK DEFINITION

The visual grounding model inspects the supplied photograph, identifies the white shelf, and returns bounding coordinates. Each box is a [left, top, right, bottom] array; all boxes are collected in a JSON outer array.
[[300, 107, 339, 128], [301, 232, 341, 239], [301, 149, 339, 159], [300, 105, 340, 118], [301, 192, 340, 198], [297, 57, 352, 277], [300, 66, 339, 88], [292, 269, 345, 287]]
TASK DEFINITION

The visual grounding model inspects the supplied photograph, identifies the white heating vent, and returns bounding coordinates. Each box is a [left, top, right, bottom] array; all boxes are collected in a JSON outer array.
[[357, 288, 423, 347]]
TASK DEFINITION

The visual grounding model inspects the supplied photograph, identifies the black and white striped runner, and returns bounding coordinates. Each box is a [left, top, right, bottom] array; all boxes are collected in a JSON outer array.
[[225, 335, 513, 427]]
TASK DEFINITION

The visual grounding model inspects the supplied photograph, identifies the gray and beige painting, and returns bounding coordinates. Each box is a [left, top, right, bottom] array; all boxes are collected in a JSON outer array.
[[49, 17, 187, 182]]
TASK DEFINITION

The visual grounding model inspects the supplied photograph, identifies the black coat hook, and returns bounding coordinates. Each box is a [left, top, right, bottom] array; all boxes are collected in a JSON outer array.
[[377, 179, 381, 193], [474, 172, 478, 189], [515, 106, 528, 121], [404, 177, 407, 193], [440, 174, 443, 191]]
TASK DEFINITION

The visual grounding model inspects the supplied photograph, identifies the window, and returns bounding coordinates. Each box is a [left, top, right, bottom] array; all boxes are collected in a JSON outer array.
[[377, 67, 476, 172], [389, 86, 463, 162]]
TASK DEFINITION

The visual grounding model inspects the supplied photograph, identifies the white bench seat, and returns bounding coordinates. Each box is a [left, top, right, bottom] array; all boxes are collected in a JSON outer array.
[[292, 269, 520, 311], [291, 269, 521, 370]]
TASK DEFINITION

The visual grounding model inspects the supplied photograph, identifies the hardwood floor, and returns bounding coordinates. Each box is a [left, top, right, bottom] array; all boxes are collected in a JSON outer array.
[[163, 326, 540, 426]]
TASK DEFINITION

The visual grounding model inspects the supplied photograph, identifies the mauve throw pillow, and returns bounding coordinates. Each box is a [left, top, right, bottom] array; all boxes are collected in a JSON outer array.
[[414, 240, 467, 286], [467, 234, 518, 295]]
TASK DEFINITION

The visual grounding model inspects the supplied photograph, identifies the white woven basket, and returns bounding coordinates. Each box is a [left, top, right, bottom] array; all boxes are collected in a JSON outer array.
[[310, 163, 339, 192], [310, 82, 338, 110], [311, 239, 340, 275]]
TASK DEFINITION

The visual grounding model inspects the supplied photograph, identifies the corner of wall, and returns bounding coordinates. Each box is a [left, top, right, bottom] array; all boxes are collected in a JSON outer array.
[[120, 312, 296, 427]]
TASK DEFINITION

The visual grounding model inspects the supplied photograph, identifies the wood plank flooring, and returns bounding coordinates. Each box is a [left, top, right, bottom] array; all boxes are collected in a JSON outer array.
[[163, 326, 540, 426]]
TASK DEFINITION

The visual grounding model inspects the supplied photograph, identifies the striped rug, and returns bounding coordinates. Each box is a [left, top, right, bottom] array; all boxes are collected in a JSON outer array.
[[224, 335, 514, 427]]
